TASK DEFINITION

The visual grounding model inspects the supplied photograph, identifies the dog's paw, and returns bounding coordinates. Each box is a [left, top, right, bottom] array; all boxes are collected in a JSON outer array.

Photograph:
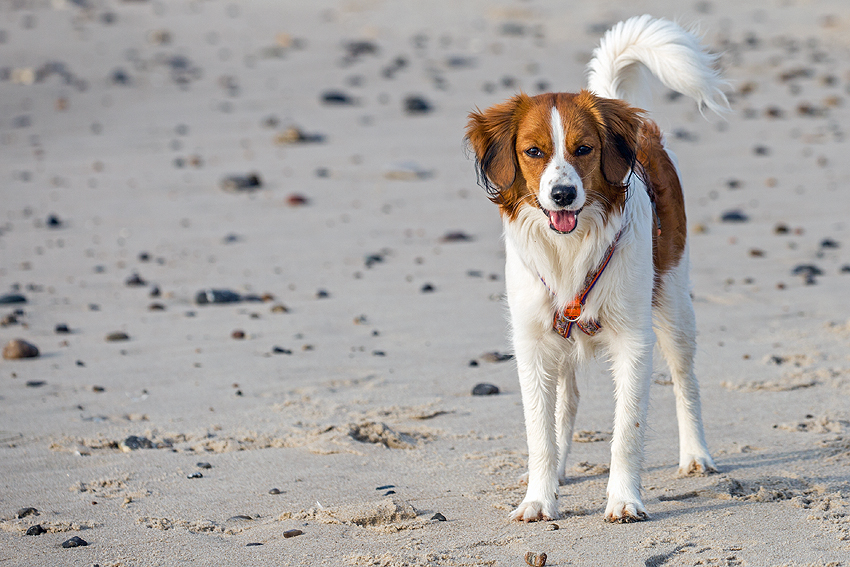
[[604, 498, 648, 523], [509, 499, 559, 522], [677, 454, 718, 477]]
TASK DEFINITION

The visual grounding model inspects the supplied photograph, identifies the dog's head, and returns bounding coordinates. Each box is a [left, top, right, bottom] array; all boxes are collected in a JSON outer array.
[[465, 91, 643, 233]]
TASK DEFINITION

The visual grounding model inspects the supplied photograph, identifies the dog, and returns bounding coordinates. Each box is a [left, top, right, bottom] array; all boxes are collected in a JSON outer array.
[[465, 15, 728, 523]]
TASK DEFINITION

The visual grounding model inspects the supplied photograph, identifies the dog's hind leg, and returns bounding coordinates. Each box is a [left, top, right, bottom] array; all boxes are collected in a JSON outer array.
[[654, 252, 717, 476]]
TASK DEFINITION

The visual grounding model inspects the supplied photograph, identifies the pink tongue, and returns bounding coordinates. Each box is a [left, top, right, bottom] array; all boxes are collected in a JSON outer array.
[[550, 210, 577, 233]]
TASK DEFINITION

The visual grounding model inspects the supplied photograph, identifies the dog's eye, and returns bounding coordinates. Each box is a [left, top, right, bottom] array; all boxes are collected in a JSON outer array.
[[524, 147, 544, 158], [574, 145, 592, 156]]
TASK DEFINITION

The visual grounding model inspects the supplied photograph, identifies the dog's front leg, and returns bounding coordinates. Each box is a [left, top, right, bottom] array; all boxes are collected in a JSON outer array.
[[603, 328, 652, 522], [504, 241, 561, 522]]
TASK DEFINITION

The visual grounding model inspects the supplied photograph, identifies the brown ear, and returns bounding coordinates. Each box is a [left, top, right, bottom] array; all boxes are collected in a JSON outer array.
[[465, 95, 527, 203], [590, 94, 644, 185]]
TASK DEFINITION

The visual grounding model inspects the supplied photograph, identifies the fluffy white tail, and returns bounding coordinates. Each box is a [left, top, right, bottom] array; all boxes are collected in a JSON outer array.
[[586, 15, 729, 115]]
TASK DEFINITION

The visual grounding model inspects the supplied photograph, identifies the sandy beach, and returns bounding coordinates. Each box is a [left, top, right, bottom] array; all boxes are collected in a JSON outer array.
[[1, 0, 849, 565]]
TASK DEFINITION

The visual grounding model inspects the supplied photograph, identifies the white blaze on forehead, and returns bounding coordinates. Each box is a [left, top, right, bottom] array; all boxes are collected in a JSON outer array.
[[538, 106, 585, 212]]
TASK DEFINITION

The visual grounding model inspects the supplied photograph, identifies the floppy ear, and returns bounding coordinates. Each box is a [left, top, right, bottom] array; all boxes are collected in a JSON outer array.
[[591, 95, 644, 185], [465, 95, 526, 204]]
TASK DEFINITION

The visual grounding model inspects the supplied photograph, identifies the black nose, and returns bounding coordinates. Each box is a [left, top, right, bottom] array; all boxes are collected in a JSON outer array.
[[550, 185, 577, 207]]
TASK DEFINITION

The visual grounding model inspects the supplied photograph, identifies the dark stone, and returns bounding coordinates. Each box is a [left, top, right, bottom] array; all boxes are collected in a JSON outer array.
[[420, 283, 435, 293], [0, 293, 26, 305], [268, 488, 281, 495], [820, 238, 840, 249], [120, 436, 153, 451], [472, 383, 500, 396], [316, 289, 330, 299], [16, 507, 38, 519], [791, 264, 823, 277], [195, 289, 242, 305], [440, 231, 473, 243], [720, 210, 749, 223], [26, 380, 46, 387], [468, 360, 479, 367], [149, 286, 160, 297], [25, 524, 46, 536], [376, 485, 395, 490], [321, 90, 355, 105], [55, 323, 71, 334], [430, 512, 447, 521], [46, 214, 63, 228], [283, 529, 303, 538], [246, 542, 263, 546], [220, 173, 262, 192], [61, 536, 88, 548], [364, 253, 384, 268], [272, 346, 292, 355], [125, 273, 146, 286], [187, 472, 203, 479], [231, 330, 245, 340], [138, 252, 151, 262], [403, 95, 432, 115], [372, 350, 386, 357], [196, 462, 212, 469]]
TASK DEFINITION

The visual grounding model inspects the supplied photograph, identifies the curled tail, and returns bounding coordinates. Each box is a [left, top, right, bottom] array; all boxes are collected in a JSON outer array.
[[586, 15, 729, 115]]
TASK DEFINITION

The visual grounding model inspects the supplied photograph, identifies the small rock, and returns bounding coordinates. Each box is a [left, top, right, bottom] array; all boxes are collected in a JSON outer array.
[[268, 488, 281, 495], [120, 436, 153, 452], [403, 95, 432, 115], [820, 238, 840, 249], [546, 523, 559, 531], [195, 289, 242, 305], [221, 173, 262, 192], [17, 507, 38, 519], [320, 90, 355, 105], [283, 529, 303, 538], [525, 551, 547, 567], [440, 231, 473, 243], [472, 383, 500, 396], [272, 346, 292, 355], [286, 193, 309, 206], [0, 313, 17, 326], [480, 351, 514, 363], [316, 289, 330, 299], [791, 264, 823, 277], [105, 332, 130, 342], [231, 330, 246, 340], [187, 472, 203, 479], [753, 145, 771, 156], [138, 252, 151, 262], [246, 542, 263, 546], [275, 127, 324, 145], [376, 485, 395, 490], [61, 536, 88, 548], [3, 339, 39, 360], [25, 525, 46, 536], [468, 360, 479, 367], [46, 214, 63, 228], [25, 380, 46, 388], [125, 273, 147, 286], [420, 283, 435, 293], [197, 462, 212, 469], [55, 323, 71, 334], [720, 210, 749, 223], [148, 303, 166, 311], [774, 223, 790, 234], [0, 293, 27, 305], [228, 515, 252, 521], [430, 512, 447, 521]]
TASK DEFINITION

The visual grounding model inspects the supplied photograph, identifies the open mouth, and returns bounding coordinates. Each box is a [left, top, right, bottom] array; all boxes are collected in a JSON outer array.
[[543, 208, 582, 234]]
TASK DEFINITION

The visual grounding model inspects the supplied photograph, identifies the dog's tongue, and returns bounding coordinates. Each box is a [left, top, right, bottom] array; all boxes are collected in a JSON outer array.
[[549, 210, 577, 233]]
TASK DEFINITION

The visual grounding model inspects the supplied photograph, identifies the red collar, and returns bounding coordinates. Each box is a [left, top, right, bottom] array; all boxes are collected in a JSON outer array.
[[542, 228, 623, 338]]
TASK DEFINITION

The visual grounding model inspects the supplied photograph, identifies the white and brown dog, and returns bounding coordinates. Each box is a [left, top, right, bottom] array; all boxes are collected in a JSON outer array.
[[465, 15, 728, 523]]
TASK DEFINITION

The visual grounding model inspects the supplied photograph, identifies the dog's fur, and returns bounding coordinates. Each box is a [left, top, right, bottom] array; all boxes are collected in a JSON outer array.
[[465, 15, 728, 523]]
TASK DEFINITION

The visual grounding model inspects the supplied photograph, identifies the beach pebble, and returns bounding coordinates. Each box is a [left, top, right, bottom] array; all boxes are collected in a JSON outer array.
[[721, 210, 749, 223], [480, 351, 514, 363], [272, 346, 292, 355], [221, 173, 262, 192], [376, 485, 395, 490], [17, 507, 38, 519], [440, 231, 473, 243], [268, 488, 281, 495], [61, 536, 88, 548], [26, 380, 46, 388], [283, 529, 303, 538], [546, 523, 559, 531], [246, 542, 263, 547], [321, 90, 356, 105], [472, 383, 500, 396], [46, 214, 63, 228], [187, 472, 203, 479], [3, 339, 39, 360], [55, 323, 70, 334], [0, 313, 18, 326], [197, 462, 212, 469], [196, 289, 242, 305], [525, 551, 547, 567], [420, 283, 435, 293], [231, 330, 246, 340], [125, 273, 147, 286], [0, 293, 26, 305], [275, 127, 324, 145], [25, 524, 46, 536], [430, 512, 447, 521], [820, 238, 839, 249], [105, 332, 130, 342], [403, 95, 432, 115], [120, 436, 153, 452], [228, 515, 253, 522]]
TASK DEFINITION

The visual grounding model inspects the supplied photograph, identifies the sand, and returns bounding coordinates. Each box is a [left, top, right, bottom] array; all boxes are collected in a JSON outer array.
[[1, 0, 849, 565]]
